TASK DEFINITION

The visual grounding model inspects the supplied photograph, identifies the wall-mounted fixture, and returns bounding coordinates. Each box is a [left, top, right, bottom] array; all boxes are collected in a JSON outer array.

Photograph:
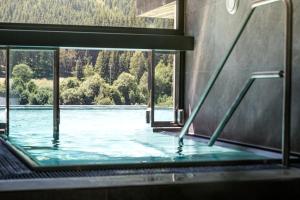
[[226, 0, 239, 15]]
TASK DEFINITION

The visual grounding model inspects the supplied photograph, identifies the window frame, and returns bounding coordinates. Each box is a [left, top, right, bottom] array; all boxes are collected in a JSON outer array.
[[0, 0, 188, 137]]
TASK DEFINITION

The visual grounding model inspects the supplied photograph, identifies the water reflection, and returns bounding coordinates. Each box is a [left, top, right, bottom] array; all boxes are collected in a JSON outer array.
[[52, 139, 60, 149]]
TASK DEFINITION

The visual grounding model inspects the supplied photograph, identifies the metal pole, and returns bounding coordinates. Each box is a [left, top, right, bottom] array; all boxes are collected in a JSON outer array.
[[178, 8, 256, 144], [5, 48, 9, 136], [282, 0, 293, 167], [150, 50, 155, 127], [208, 71, 283, 146], [53, 48, 60, 140], [208, 78, 255, 146]]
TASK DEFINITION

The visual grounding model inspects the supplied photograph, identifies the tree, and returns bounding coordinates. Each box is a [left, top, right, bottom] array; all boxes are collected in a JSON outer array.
[[113, 72, 140, 105], [12, 64, 33, 83], [129, 51, 148, 82], [83, 64, 95, 77], [80, 74, 104, 104], [29, 87, 52, 105], [118, 52, 130, 73], [95, 51, 110, 82], [138, 72, 149, 105], [154, 61, 173, 105], [72, 59, 84, 79]]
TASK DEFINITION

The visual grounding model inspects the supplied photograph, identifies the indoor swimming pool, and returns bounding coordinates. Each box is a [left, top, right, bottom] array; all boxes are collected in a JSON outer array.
[[2, 107, 274, 167]]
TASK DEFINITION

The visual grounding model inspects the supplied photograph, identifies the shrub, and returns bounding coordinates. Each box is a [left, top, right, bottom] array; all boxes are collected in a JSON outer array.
[[113, 72, 138, 105], [155, 61, 173, 98], [0, 82, 5, 96], [19, 90, 30, 105], [12, 64, 33, 83], [157, 95, 173, 107], [11, 77, 26, 93], [83, 65, 95, 77], [80, 74, 104, 104], [94, 96, 113, 105], [60, 77, 80, 91], [29, 87, 52, 105], [60, 88, 84, 105], [27, 80, 38, 93]]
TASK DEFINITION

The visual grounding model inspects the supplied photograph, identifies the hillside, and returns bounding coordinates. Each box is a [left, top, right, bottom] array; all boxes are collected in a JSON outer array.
[[0, 0, 173, 29]]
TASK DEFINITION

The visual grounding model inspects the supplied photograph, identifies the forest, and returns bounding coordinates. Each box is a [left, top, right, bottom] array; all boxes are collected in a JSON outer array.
[[0, 0, 173, 29], [0, 0, 174, 106]]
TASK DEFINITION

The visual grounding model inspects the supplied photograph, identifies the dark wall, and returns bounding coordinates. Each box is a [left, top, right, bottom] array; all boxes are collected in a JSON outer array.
[[184, 0, 300, 153]]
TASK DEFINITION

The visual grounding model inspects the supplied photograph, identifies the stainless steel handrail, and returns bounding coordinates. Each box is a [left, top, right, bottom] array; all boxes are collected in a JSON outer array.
[[208, 71, 284, 146], [178, 0, 293, 167]]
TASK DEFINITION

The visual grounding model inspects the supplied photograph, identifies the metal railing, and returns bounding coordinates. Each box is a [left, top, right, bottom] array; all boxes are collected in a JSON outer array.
[[178, 0, 293, 166], [208, 71, 284, 146]]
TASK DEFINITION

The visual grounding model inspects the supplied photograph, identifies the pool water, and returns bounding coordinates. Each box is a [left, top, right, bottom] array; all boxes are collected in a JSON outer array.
[[6, 107, 269, 167]]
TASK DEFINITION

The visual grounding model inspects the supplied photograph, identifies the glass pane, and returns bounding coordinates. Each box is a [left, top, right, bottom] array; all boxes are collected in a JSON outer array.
[[154, 52, 175, 122], [9, 49, 54, 146], [59, 48, 151, 139], [0, 50, 6, 123], [0, 0, 177, 29]]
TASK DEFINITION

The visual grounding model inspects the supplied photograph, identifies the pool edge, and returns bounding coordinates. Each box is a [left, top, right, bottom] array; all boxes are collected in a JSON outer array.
[[1, 137, 288, 172]]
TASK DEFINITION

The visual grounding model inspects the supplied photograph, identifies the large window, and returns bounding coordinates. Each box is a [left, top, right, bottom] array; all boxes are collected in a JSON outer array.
[[0, 0, 177, 29], [0, 0, 196, 168], [5, 48, 179, 138]]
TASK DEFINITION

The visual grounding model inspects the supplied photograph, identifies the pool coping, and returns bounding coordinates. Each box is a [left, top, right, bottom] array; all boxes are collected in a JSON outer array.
[[1, 133, 294, 172], [1, 166, 300, 192]]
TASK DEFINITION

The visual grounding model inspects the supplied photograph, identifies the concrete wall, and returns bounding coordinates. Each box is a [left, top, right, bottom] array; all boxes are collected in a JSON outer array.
[[184, 0, 300, 153]]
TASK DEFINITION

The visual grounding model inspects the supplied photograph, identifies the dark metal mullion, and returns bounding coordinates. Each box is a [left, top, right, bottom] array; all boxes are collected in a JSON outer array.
[[282, 0, 293, 167], [0, 22, 182, 36], [150, 50, 155, 127], [173, 52, 179, 124], [0, 30, 194, 51], [53, 48, 60, 140], [5, 47, 9, 135], [178, 51, 186, 121], [176, 0, 185, 34]]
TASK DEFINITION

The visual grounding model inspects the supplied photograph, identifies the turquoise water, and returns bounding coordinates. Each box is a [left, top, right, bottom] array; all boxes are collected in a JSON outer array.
[[7, 107, 268, 167]]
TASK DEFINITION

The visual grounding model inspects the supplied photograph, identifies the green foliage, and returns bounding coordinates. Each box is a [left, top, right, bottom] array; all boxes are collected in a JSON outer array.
[[155, 61, 173, 99], [18, 90, 30, 105], [60, 77, 80, 91], [11, 77, 26, 95], [83, 64, 95, 77], [72, 60, 84, 79], [80, 74, 103, 104], [60, 88, 84, 105], [27, 80, 38, 93], [94, 96, 113, 105], [129, 51, 147, 82], [12, 64, 33, 83], [157, 95, 173, 107], [29, 87, 52, 105], [0, 0, 175, 106], [0, 82, 5, 96], [113, 72, 141, 105], [138, 72, 149, 105], [0, 0, 173, 28]]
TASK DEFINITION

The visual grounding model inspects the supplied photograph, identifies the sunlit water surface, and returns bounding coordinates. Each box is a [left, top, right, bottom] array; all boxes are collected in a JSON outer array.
[[7, 107, 266, 166]]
